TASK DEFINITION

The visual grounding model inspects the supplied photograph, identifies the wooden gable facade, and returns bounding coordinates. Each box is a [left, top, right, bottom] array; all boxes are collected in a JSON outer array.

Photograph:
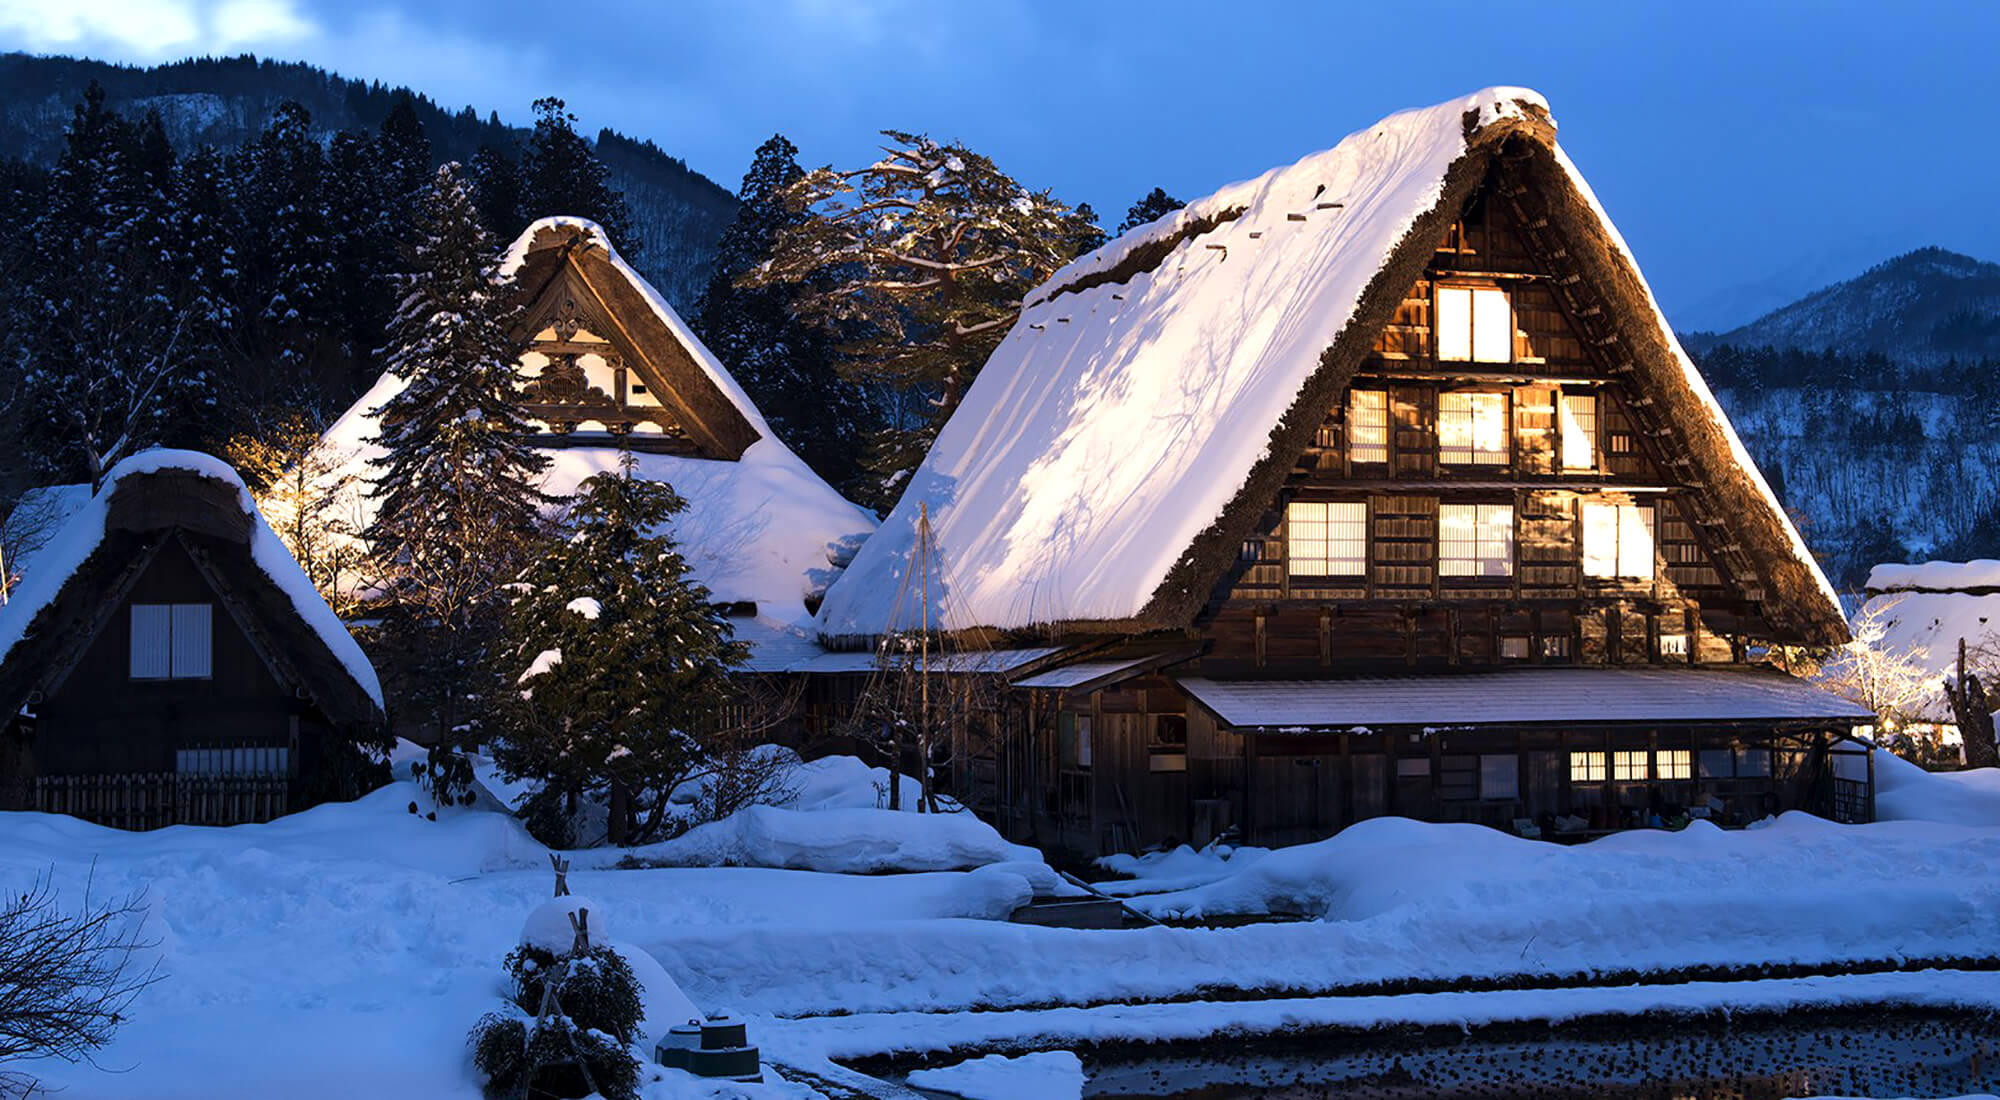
[[855, 117, 1875, 859], [0, 463, 386, 829], [505, 223, 760, 458]]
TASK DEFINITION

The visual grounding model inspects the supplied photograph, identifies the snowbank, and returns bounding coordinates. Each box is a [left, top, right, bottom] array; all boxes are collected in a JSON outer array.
[[1875, 750, 2000, 825], [618, 804, 1038, 874], [1094, 843, 1271, 897], [906, 1051, 1084, 1100], [0, 449, 382, 708]]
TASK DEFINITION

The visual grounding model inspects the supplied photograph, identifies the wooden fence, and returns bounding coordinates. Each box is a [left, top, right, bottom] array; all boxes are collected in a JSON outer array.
[[34, 773, 292, 829]]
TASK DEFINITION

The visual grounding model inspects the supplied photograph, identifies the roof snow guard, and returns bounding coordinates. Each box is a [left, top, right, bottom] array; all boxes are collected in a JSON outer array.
[[1177, 668, 1874, 732], [815, 87, 1845, 647], [0, 450, 384, 726]]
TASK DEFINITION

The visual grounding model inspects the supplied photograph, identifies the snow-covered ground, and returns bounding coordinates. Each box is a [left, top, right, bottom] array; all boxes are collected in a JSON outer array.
[[3, 750, 1995, 1097]]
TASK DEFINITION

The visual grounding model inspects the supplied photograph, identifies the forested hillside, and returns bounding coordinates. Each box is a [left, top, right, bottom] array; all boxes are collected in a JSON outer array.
[[1693, 344, 2000, 590], [0, 53, 735, 308]]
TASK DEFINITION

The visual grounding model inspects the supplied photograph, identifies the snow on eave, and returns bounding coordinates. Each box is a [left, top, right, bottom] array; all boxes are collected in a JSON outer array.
[[1866, 559, 2000, 595], [0, 449, 384, 713]]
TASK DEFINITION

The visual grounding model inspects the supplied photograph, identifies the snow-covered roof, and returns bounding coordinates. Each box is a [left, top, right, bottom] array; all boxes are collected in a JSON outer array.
[[1176, 668, 1874, 731], [1866, 559, 2000, 594], [815, 87, 1840, 643], [0, 449, 383, 713], [786, 646, 1065, 677], [310, 218, 877, 658], [1013, 656, 1155, 691]]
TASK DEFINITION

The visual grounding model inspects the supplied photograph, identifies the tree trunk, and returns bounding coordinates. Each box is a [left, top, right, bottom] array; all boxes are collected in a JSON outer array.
[[1946, 638, 1999, 769]]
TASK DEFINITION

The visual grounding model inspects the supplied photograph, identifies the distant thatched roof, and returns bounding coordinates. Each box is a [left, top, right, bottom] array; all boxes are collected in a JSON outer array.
[[0, 451, 384, 728], [816, 87, 1845, 647]]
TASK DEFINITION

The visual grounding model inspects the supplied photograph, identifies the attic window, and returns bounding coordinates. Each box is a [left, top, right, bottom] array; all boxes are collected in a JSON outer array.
[[1581, 503, 1655, 580], [1286, 501, 1367, 577], [1559, 393, 1598, 470], [130, 603, 212, 680], [1347, 389, 1389, 463], [1438, 392, 1509, 465], [1437, 286, 1512, 363]]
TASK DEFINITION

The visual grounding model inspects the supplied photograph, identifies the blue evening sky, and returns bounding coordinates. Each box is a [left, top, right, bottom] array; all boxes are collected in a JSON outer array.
[[3, 0, 1993, 329]]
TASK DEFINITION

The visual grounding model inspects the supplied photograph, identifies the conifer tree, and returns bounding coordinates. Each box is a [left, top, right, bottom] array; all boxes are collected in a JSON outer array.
[[747, 131, 1098, 506], [1117, 186, 1185, 233], [467, 143, 525, 239], [492, 457, 748, 845], [694, 134, 876, 490], [236, 102, 344, 401], [365, 161, 551, 799], [520, 98, 631, 246], [12, 83, 215, 485]]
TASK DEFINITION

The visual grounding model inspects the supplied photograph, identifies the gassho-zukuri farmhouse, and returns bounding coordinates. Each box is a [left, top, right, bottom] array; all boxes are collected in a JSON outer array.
[[808, 87, 1875, 857]]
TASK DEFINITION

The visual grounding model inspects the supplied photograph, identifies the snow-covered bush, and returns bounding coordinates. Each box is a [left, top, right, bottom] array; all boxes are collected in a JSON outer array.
[[466, 904, 644, 1100]]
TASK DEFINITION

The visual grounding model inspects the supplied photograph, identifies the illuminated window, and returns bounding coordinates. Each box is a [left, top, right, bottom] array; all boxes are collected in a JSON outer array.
[[1570, 751, 1606, 783], [1439, 503, 1514, 577], [1660, 633, 1689, 658], [1348, 389, 1389, 463], [1613, 750, 1649, 781], [1439, 392, 1509, 465], [1581, 502, 1655, 580], [1437, 286, 1512, 363], [1559, 392, 1597, 470], [1543, 635, 1571, 659], [1500, 636, 1530, 660], [1657, 749, 1692, 780], [1287, 501, 1367, 576]]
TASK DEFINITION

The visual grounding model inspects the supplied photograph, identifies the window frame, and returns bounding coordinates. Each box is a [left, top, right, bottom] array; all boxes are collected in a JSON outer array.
[[1347, 388, 1390, 465], [1581, 502, 1657, 581], [1438, 502, 1515, 580], [1285, 499, 1368, 579], [1570, 750, 1607, 784], [1559, 391, 1598, 471], [1437, 390, 1511, 466], [1613, 749, 1650, 782], [1435, 285, 1513, 364], [129, 602, 213, 681]]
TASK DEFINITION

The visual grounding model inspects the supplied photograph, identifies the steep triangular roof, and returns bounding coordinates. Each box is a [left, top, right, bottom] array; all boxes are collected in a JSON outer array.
[[0, 450, 384, 726], [815, 87, 1845, 646], [312, 218, 876, 637]]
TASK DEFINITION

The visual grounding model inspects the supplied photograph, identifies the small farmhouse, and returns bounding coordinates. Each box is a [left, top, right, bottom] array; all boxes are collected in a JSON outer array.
[[0, 451, 386, 827], [812, 88, 1874, 855], [312, 217, 878, 667]]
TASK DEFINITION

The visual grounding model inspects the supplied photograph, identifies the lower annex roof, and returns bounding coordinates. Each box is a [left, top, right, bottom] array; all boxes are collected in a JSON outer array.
[[1175, 667, 1875, 731]]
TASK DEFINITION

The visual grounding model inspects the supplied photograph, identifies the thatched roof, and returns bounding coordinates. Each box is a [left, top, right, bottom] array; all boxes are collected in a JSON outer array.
[[0, 451, 384, 729], [815, 87, 1845, 647]]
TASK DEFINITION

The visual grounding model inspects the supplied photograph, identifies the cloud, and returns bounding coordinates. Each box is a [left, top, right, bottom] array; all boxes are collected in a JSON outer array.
[[0, 0, 315, 60]]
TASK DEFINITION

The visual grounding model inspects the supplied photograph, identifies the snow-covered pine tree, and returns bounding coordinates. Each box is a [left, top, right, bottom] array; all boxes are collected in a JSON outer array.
[[520, 98, 631, 248], [694, 134, 876, 491], [492, 456, 748, 846], [235, 101, 346, 402], [1117, 186, 1185, 233], [11, 83, 216, 486], [746, 131, 1099, 508], [365, 161, 551, 801]]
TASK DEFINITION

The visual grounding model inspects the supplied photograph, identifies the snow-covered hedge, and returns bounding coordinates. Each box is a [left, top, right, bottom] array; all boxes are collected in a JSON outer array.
[[620, 804, 1037, 874]]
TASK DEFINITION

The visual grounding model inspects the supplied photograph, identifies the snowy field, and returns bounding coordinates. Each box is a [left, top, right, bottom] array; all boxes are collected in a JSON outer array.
[[1, 750, 1995, 1098]]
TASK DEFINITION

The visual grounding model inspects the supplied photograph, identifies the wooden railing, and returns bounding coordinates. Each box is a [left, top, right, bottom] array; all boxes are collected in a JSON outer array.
[[34, 773, 292, 830]]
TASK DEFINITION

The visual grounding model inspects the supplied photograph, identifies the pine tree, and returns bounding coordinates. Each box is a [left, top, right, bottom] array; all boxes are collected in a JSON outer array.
[[747, 131, 1099, 507], [694, 134, 876, 490], [12, 83, 215, 486], [467, 143, 523, 239], [1117, 186, 1185, 233], [492, 457, 748, 845], [365, 162, 551, 798], [236, 101, 344, 402], [520, 98, 631, 246]]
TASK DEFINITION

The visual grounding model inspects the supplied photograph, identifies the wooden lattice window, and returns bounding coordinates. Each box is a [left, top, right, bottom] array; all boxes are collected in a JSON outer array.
[[1439, 392, 1509, 465], [1581, 502, 1655, 580], [1348, 389, 1390, 463], [1438, 503, 1514, 578], [1436, 286, 1512, 363], [1560, 392, 1598, 470], [1287, 501, 1367, 577]]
